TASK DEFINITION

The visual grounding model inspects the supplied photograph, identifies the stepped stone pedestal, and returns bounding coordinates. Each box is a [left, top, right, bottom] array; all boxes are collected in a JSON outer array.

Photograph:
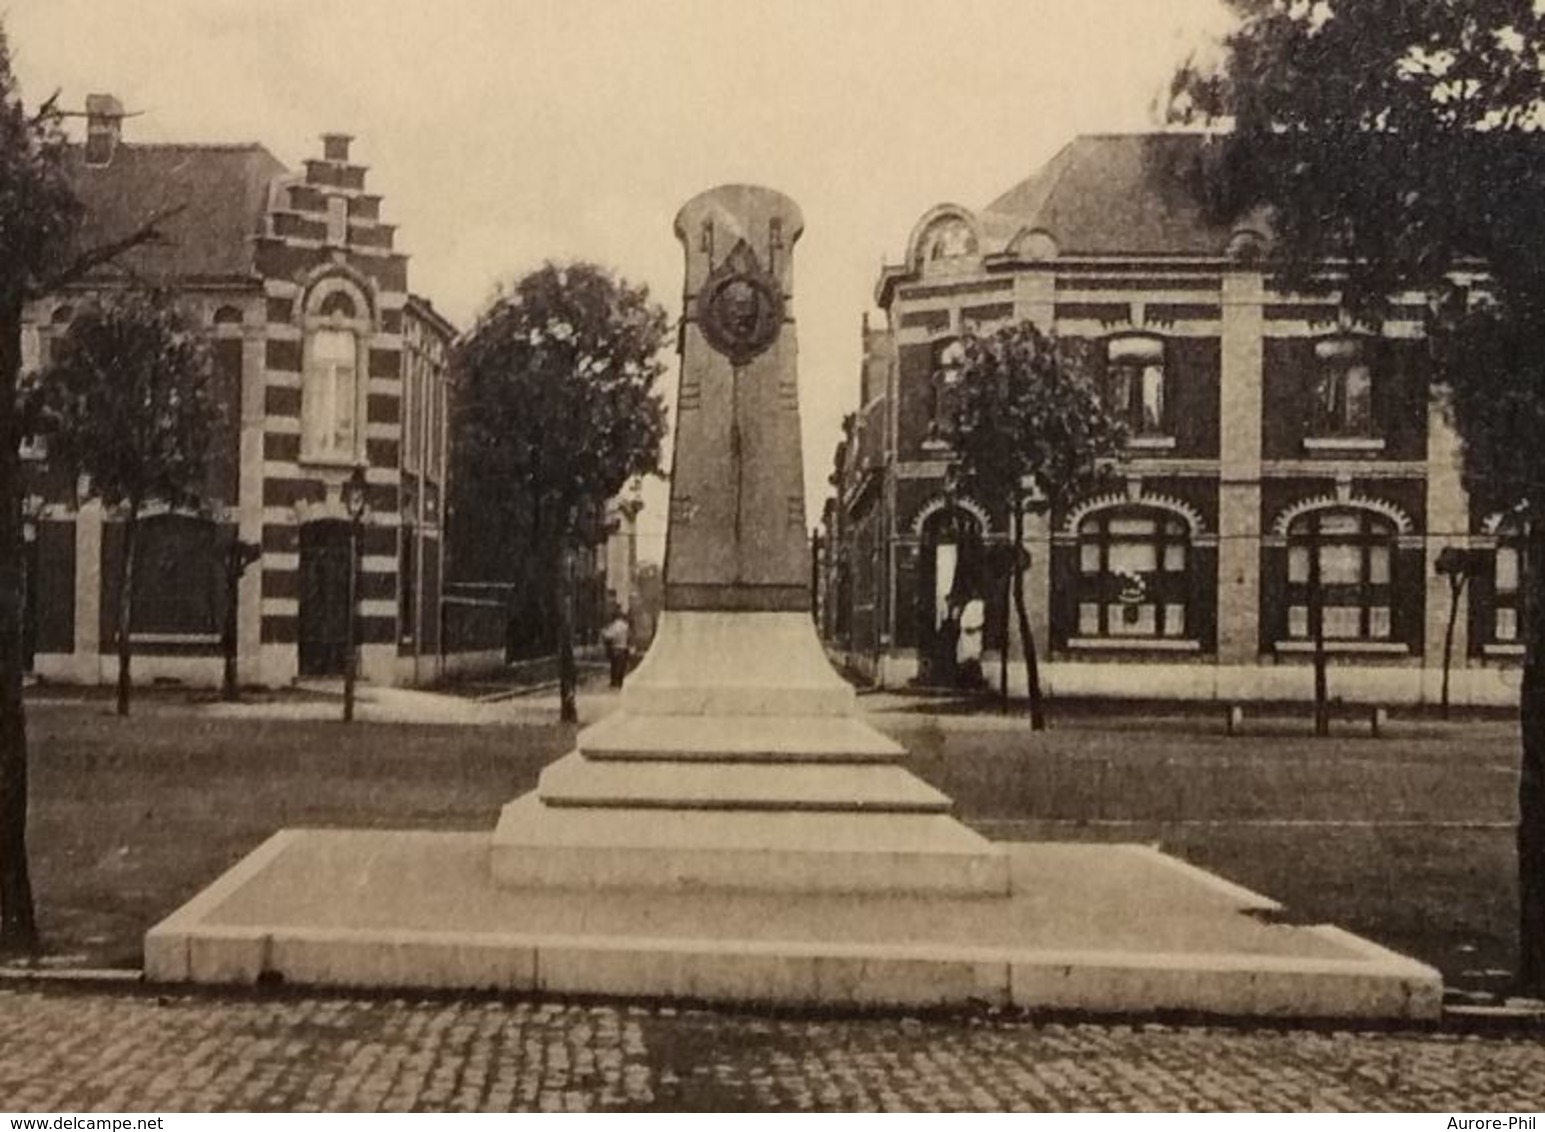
[[143, 185, 1443, 1020], [490, 614, 1010, 897]]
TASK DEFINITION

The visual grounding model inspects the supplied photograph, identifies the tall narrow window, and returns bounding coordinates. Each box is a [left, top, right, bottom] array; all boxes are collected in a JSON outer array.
[[325, 196, 348, 246], [400, 521, 417, 642], [301, 282, 368, 464], [1493, 522, 1523, 644], [1312, 337, 1375, 437], [303, 329, 358, 460], [925, 338, 964, 449], [1107, 336, 1166, 436]]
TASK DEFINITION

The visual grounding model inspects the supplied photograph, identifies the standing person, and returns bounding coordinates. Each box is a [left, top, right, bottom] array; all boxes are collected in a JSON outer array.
[[601, 607, 631, 689]]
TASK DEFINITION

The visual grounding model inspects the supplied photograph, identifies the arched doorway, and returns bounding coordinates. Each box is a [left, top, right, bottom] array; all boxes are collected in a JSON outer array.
[[916, 504, 988, 688], [298, 519, 353, 677]]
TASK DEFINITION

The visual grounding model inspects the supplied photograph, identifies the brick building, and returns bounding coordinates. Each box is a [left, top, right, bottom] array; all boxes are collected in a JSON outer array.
[[822, 132, 1520, 707], [19, 96, 456, 689]]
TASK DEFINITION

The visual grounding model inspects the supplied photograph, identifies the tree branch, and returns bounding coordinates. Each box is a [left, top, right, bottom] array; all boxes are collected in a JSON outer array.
[[27, 205, 186, 299]]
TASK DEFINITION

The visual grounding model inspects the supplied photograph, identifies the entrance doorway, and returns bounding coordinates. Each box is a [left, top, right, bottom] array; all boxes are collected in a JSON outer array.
[[298, 519, 352, 677], [916, 505, 988, 688]]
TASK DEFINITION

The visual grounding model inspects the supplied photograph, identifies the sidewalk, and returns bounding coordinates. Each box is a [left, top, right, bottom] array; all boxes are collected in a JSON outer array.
[[200, 681, 624, 726]]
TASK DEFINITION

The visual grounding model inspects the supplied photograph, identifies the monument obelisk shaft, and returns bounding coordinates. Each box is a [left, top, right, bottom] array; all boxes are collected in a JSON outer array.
[[666, 186, 809, 613], [489, 184, 1008, 896]]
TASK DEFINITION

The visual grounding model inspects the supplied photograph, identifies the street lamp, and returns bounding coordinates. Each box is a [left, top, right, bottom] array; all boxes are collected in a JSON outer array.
[[1435, 545, 1488, 721], [341, 464, 369, 723], [20, 495, 44, 673]]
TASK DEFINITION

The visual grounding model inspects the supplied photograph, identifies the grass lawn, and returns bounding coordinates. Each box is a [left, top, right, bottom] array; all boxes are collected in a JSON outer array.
[[17, 704, 571, 969], [4, 700, 1524, 995], [892, 713, 1520, 994]]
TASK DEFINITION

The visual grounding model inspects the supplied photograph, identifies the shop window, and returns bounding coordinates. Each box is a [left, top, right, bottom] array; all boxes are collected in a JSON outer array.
[[1076, 508, 1190, 639], [1285, 508, 1395, 640], [130, 514, 221, 637]]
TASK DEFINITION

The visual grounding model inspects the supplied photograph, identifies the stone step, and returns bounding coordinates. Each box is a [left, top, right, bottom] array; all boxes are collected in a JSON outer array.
[[490, 792, 1011, 895], [577, 711, 905, 763], [536, 752, 948, 812]]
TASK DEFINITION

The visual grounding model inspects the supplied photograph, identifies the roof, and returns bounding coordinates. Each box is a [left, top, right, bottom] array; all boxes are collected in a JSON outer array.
[[981, 132, 1245, 257], [68, 142, 288, 282]]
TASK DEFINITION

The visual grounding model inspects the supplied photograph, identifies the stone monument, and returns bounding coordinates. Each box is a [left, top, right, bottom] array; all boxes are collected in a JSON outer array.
[[488, 185, 1009, 894], [144, 186, 1442, 1021]]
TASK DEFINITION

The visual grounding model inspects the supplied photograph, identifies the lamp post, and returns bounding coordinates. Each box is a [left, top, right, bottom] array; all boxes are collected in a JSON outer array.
[[341, 464, 369, 723]]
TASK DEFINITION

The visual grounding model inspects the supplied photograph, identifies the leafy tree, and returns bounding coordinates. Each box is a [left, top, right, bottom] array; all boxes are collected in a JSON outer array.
[[0, 27, 173, 952], [947, 321, 1126, 730], [454, 262, 668, 722], [1170, 0, 1545, 993], [40, 287, 218, 717]]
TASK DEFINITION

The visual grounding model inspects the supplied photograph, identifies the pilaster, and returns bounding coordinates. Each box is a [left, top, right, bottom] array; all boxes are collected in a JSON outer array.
[[1217, 271, 1264, 664], [72, 500, 103, 683]]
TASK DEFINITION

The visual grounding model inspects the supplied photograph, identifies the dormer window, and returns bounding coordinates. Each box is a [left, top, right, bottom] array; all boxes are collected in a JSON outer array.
[[919, 216, 978, 276], [1107, 336, 1167, 441]]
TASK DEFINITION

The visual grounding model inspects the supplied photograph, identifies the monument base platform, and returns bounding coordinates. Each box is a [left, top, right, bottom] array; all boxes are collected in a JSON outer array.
[[145, 830, 1442, 1021]]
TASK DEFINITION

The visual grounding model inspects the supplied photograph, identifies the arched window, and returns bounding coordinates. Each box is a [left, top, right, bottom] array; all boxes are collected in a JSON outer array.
[[1107, 336, 1166, 437], [1076, 507, 1190, 639], [212, 305, 243, 327], [1286, 507, 1395, 640], [301, 279, 369, 463]]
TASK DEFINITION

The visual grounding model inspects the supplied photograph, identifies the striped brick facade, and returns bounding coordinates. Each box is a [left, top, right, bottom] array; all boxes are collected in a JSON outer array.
[[20, 123, 455, 690], [821, 133, 1519, 707]]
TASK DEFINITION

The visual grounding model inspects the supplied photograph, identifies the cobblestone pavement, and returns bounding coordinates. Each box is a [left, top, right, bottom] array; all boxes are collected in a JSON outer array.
[[0, 986, 1542, 1112]]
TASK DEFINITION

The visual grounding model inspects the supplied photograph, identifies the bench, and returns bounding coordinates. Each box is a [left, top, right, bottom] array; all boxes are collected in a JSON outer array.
[[1226, 703, 1388, 737]]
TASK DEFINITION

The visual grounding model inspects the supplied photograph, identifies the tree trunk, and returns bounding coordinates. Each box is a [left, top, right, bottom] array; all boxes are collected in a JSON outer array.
[[1011, 499, 1046, 731], [115, 501, 140, 717], [1517, 514, 1545, 996], [556, 540, 578, 724], [1441, 575, 1464, 723], [1310, 514, 1329, 737], [998, 576, 1010, 711], [0, 295, 37, 952]]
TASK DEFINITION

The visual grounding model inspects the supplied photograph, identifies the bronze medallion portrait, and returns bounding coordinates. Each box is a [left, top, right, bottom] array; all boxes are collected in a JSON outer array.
[[697, 255, 784, 366]]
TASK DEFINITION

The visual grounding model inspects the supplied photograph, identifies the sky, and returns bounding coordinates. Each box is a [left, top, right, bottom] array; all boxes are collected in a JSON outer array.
[[7, 0, 1232, 561]]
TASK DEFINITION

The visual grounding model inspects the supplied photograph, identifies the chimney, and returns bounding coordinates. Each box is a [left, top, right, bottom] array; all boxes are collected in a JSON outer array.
[[321, 133, 353, 162], [83, 93, 124, 167]]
